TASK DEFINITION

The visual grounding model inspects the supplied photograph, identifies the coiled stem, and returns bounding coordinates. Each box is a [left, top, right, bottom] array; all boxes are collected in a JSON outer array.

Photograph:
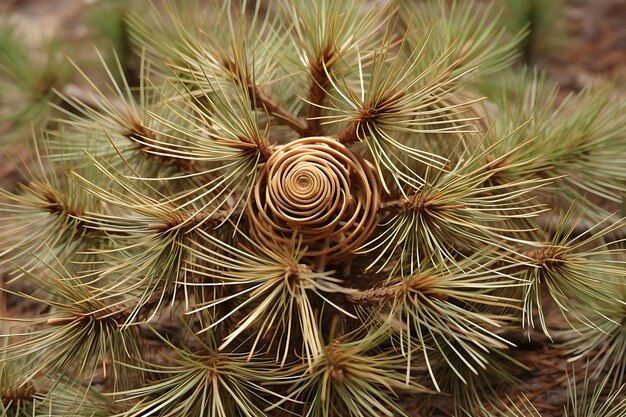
[[248, 137, 380, 263]]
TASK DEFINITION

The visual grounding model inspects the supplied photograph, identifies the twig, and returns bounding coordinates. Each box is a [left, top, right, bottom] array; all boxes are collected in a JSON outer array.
[[336, 121, 359, 145], [252, 85, 308, 135], [304, 43, 337, 137], [223, 57, 307, 136]]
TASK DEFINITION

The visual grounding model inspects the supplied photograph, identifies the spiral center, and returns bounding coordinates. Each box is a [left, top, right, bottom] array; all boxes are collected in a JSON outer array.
[[296, 174, 310, 190], [248, 137, 380, 262]]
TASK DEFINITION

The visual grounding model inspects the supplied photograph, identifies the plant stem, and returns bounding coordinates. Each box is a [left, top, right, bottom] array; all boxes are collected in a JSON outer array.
[[304, 43, 337, 137], [252, 84, 308, 135]]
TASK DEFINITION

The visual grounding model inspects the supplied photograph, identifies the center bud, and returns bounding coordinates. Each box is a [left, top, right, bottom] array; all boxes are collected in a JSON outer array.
[[248, 137, 380, 262]]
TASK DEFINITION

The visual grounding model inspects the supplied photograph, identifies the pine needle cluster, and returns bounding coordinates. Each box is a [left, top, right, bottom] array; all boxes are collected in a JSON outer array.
[[0, 1, 624, 416]]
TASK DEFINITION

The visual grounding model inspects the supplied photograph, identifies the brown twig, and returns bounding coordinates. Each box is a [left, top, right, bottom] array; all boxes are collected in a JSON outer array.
[[1, 383, 38, 407], [304, 43, 337, 137], [223, 57, 307, 137], [46, 292, 169, 328], [125, 121, 202, 173], [378, 193, 465, 215], [148, 208, 236, 234], [336, 121, 360, 145], [348, 276, 448, 304], [252, 85, 308, 135]]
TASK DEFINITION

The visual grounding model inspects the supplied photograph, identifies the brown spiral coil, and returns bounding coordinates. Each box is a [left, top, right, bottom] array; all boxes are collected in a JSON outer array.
[[248, 137, 380, 262]]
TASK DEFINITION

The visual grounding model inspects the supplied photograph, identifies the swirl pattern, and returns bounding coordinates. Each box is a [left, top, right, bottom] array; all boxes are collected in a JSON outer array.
[[248, 137, 380, 262]]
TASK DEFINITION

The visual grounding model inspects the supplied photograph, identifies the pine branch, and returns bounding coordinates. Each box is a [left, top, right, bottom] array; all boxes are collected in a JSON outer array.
[[222, 56, 308, 137], [517, 207, 626, 339], [1, 1, 625, 415], [0, 264, 144, 392], [304, 42, 337, 136]]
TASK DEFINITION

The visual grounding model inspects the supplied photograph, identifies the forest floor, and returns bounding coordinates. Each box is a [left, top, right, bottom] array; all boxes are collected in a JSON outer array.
[[1, 1, 625, 416]]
